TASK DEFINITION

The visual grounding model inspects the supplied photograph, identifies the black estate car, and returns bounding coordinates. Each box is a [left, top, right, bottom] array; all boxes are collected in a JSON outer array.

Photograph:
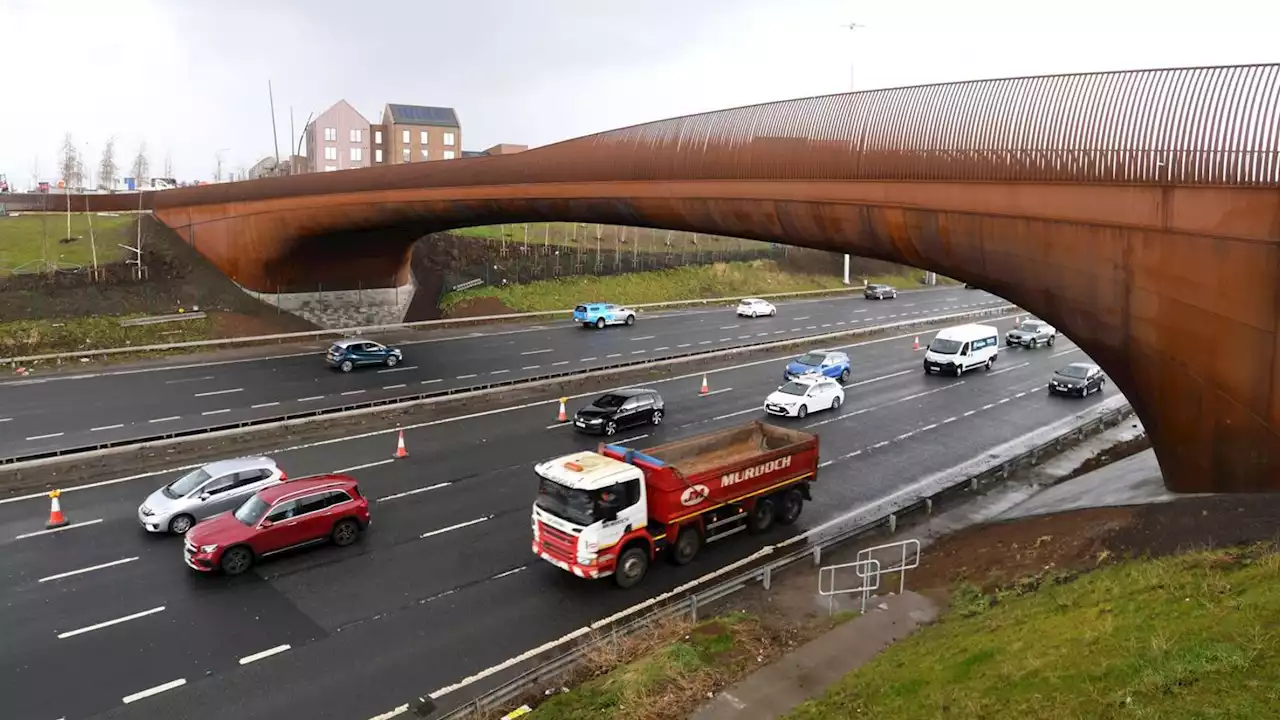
[[573, 388, 665, 436], [1048, 362, 1106, 397]]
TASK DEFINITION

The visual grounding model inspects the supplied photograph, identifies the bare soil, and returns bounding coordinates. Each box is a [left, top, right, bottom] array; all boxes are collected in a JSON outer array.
[[1060, 432, 1151, 480], [442, 295, 518, 319]]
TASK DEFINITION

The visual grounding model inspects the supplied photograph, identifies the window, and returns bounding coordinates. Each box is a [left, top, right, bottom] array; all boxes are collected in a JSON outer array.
[[294, 493, 334, 516], [203, 475, 236, 495], [324, 146, 338, 161], [374, 130, 382, 144], [401, 148, 410, 162], [265, 500, 298, 523], [402, 129, 410, 144], [420, 130, 429, 144], [324, 165, 337, 172], [324, 127, 336, 142], [443, 150, 455, 160], [349, 128, 362, 143], [443, 132, 455, 146], [350, 147, 363, 161], [231, 469, 269, 490], [374, 149, 383, 163], [421, 148, 430, 160]]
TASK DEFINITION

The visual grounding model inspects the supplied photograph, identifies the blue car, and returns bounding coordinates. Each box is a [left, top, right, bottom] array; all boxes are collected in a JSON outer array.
[[573, 302, 637, 329], [326, 338, 403, 373], [783, 349, 851, 383]]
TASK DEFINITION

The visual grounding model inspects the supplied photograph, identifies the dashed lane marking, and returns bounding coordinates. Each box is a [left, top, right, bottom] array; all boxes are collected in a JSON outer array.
[[421, 515, 493, 539], [193, 387, 243, 397], [122, 678, 187, 704], [239, 644, 292, 665], [58, 606, 165, 639], [377, 481, 451, 502], [16, 518, 104, 540], [377, 365, 418, 373], [39, 556, 139, 583], [519, 349, 553, 355]]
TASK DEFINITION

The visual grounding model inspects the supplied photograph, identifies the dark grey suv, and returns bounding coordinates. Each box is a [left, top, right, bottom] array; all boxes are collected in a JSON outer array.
[[864, 283, 898, 300], [572, 388, 665, 436]]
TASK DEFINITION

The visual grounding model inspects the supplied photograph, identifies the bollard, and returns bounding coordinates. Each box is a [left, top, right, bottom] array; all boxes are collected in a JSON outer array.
[[690, 594, 699, 623], [813, 545, 822, 567], [762, 566, 772, 591], [888, 513, 897, 533], [925, 497, 934, 515]]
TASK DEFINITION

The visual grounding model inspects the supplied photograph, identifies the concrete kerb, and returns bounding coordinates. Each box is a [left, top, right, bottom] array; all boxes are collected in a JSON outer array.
[[426, 395, 1135, 720], [0, 304, 1018, 476]]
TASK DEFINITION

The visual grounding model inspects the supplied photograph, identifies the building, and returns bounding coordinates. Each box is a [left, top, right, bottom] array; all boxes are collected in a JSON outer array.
[[305, 99, 372, 172], [246, 156, 280, 180], [462, 143, 528, 159], [381, 103, 461, 164]]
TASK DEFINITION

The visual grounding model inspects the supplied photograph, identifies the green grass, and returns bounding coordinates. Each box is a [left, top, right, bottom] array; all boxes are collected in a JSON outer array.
[[442, 259, 878, 313], [450, 222, 772, 254], [0, 314, 215, 358], [786, 544, 1280, 720], [0, 213, 134, 275]]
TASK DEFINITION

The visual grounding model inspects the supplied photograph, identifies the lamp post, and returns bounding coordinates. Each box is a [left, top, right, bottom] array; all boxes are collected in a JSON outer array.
[[839, 21, 869, 285]]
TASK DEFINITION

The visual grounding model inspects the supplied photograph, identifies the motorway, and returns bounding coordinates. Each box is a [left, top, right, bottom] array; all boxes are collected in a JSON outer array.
[[0, 288, 1008, 459], [0, 305, 1112, 720]]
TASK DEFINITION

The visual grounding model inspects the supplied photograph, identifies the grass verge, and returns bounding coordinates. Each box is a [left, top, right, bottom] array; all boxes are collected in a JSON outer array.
[[0, 314, 214, 358], [451, 223, 769, 254], [0, 213, 133, 275], [442, 260, 938, 313], [786, 543, 1280, 720]]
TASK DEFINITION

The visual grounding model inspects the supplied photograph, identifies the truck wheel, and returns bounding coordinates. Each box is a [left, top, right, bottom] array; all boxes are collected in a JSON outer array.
[[669, 526, 702, 566], [614, 546, 649, 589], [747, 498, 777, 535], [776, 488, 804, 525]]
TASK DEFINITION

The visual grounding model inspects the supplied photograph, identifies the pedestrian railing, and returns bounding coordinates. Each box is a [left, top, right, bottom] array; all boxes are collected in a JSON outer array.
[[818, 558, 882, 615]]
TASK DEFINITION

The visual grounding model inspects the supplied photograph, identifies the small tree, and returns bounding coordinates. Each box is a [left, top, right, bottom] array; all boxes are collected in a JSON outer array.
[[59, 133, 78, 188], [130, 142, 150, 187], [99, 137, 117, 190]]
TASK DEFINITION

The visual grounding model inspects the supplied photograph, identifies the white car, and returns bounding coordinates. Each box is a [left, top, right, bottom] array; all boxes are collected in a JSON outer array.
[[763, 374, 845, 418], [736, 298, 777, 317]]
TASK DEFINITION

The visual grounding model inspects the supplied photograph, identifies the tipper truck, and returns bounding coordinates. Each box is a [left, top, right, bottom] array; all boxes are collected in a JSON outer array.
[[532, 421, 820, 588]]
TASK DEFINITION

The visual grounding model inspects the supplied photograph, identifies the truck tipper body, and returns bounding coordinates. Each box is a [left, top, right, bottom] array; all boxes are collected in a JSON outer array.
[[532, 421, 819, 588]]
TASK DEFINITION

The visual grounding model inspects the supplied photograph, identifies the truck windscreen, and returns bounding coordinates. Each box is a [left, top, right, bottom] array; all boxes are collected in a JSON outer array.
[[535, 477, 597, 526]]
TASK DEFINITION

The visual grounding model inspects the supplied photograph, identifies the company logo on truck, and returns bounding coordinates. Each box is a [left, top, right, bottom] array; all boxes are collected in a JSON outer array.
[[680, 484, 710, 507], [720, 455, 792, 488]]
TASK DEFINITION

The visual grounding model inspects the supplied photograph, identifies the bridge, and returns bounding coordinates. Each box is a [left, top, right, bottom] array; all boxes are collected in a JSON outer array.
[[7, 63, 1280, 495]]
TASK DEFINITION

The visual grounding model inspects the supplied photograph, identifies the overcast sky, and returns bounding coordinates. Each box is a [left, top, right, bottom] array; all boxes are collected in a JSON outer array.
[[2, 0, 1276, 185]]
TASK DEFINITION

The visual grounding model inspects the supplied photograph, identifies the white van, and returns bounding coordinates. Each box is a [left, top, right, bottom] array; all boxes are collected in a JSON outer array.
[[923, 323, 1000, 376]]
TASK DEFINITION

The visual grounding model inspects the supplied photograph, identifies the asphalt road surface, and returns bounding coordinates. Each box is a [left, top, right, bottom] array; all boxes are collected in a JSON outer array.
[[0, 312, 1108, 720], [0, 288, 1006, 459]]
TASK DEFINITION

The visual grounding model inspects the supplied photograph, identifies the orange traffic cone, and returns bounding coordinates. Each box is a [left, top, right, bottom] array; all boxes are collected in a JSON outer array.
[[556, 397, 568, 423], [699, 375, 710, 395], [46, 489, 69, 529], [392, 428, 408, 458], [912, 336, 920, 351]]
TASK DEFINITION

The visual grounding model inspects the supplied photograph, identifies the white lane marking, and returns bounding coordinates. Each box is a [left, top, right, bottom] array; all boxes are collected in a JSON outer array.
[[520, 348, 553, 355], [251, 402, 281, 409], [491, 566, 528, 580], [718, 338, 731, 343], [194, 388, 242, 397], [1051, 347, 1082, 357], [987, 361, 1030, 377], [738, 335, 752, 340], [148, 416, 180, 423], [698, 340, 712, 345], [58, 606, 165, 639], [942, 416, 958, 424], [384, 383, 409, 389], [239, 644, 292, 665], [15, 518, 104, 539], [580, 356, 598, 362], [997, 398, 1011, 404], [631, 335, 656, 341], [821, 324, 832, 328], [919, 423, 939, 432], [165, 376, 215, 384], [456, 374, 477, 379], [712, 407, 760, 421], [39, 556, 139, 583], [377, 481, 451, 502], [422, 379, 442, 385], [202, 409, 230, 416], [0, 417, 10, 422], [963, 409, 976, 417], [836, 322, 846, 326], [332, 459, 395, 474], [854, 309, 868, 313], [26, 432, 64, 441], [805, 325, 818, 330], [521, 365, 541, 370], [774, 330, 785, 334], [122, 678, 187, 704], [368, 704, 410, 720], [606, 353, 622, 358], [981, 403, 996, 410], [630, 350, 647, 355], [486, 371, 509, 378], [903, 303, 916, 307], [341, 390, 365, 396], [794, 316, 811, 321], [719, 325, 740, 330], [615, 434, 649, 445], [1014, 391, 1027, 398], [552, 360, 570, 366], [894, 431, 916, 441], [654, 346, 671, 351], [869, 441, 889, 449], [90, 423, 125, 431], [377, 365, 418, 374], [298, 396, 324, 402], [676, 344, 691, 348], [700, 387, 733, 397], [818, 460, 834, 468], [421, 515, 492, 539]]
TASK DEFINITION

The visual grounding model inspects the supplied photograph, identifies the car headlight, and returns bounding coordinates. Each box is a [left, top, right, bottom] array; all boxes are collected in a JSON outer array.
[[140, 505, 153, 516], [200, 544, 219, 554]]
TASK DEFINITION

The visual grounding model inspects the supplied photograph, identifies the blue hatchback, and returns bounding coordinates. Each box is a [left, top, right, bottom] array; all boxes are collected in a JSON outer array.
[[573, 302, 637, 329], [326, 338, 403, 372], [784, 349, 851, 384]]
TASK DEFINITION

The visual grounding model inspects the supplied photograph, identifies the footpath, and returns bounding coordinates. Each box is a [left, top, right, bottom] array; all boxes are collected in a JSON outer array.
[[691, 419, 1167, 720]]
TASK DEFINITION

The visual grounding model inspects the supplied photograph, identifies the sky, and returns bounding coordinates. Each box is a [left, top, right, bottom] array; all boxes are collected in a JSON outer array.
[[2, 0, 1277, 187]]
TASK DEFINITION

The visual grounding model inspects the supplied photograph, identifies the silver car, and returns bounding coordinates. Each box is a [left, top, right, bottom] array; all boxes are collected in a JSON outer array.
[[138, 456, 286, 534]]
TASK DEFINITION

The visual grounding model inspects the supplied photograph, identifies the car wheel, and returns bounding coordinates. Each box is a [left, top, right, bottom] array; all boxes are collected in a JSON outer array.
[[797, 405, 808, 419], [770, 308, 776, 316], [747, 497, 777, 534], [220, 546, 254, 576], [670, 527, 702, 566], [614, 546, 649, 589], [831, 395, 842, 410], [1030, 338, 1038, 349], [624, 315, 635, 326], [776, 488, 804, 526], [985, 357, 995, 371], [651, 410, 663, 425], [340, 360, 354, 373], [385, 354, 399, 367], [331, 519, 361, 547], [954, 364, 963, 377], [169, 514, 195, 535], [595, 317, 606, 329], [1048, 335, 1056, 346], [839, 368, 850, 383], [604, 421, 617, 436]]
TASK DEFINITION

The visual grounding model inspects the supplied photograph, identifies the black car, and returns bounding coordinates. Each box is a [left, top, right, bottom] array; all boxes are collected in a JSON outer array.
[[573, 388, 665, 436], [1048, 362, 1106, 397], [964, 283, 978, 289], [864, 283, 898, 300]]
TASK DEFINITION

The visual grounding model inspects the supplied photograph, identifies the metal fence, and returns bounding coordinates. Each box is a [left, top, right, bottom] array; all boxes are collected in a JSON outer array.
[[430, 401, 1136, 719]]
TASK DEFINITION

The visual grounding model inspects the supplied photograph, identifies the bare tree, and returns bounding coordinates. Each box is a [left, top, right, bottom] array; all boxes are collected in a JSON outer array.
[[59, 133, 78, 188], [214, 150, 225, 182], [163, 150, 173, 178], [130, 142, 150, 187], [99, 137, 117, 190]]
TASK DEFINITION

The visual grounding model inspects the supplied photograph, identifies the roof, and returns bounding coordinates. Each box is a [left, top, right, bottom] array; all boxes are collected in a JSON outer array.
[[740, 298, 766, 303], [934, 323, 999, 340], [1060, 361, 1100, 370], [535, 451, 639, 491], [385, 103, 460, 128], [331, 337, 383, 348], [461, 150, 489, 158], [258, 474, 356, 503], [601, 388, 657, 398], [200, 456, 277, 476]]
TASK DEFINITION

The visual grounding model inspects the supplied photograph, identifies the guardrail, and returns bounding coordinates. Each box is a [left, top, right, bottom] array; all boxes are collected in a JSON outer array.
[[0, 304, 1017, 471], [1, 284, 890, 366], [427, 399, 1135, 720]]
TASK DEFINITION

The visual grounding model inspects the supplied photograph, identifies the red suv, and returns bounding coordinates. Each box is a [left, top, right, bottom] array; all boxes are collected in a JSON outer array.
[[184, 474, 370, 575]]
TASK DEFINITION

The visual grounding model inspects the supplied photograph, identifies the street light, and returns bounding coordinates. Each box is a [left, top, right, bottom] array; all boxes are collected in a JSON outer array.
[[839, 21, 869, 285]]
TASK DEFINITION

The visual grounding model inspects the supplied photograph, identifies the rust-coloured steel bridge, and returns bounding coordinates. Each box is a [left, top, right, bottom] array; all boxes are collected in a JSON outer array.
[[9, 63, 1280, 495]]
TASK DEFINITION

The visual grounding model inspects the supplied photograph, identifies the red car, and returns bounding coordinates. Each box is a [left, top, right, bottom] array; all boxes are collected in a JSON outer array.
[[184, 474, 370, 575]]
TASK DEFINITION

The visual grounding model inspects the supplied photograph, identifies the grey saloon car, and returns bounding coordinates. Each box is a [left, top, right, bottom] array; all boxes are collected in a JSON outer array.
[[138, 456, 287, 534]]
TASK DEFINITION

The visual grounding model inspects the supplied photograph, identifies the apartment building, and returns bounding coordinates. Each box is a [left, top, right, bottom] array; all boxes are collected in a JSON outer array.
[[381, 103, 461, 164], [305, 99, 372, 172]]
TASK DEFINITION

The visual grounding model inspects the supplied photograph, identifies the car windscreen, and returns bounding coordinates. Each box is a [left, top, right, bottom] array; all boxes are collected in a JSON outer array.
[[929, 338, 963, 354], [165, 467, 212, 498], [535, 477, 596, 526], [776, 382, 809, 396], [234, 495, 270, 526], [592, 393, 627, 409], [1017, 322, 1042, 332], [1057, 365, 1091, 379], [796, 353, 826, 366]]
